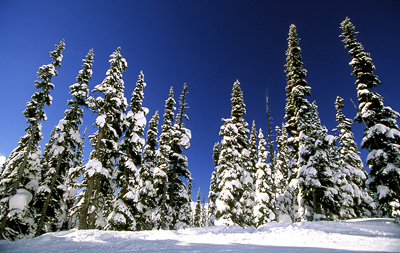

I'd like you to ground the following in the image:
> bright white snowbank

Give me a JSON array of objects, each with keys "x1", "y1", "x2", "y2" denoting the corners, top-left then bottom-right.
[{"x1": 0, "y1": 218, "x2": 399, "y2": 252}]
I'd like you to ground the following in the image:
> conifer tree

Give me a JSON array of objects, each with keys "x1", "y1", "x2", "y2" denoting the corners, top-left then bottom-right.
[
  {"x1": 282, "y1": 24, "x2": 313, "y2": 222},
  {"x1": 334, "y1": 96, "x2": 374, "y2": 218},
  {"x1": 284, "y1": 25, "x2": 311, "y2": 157},
  {"x1": 153, "y1": 87, "x2": 175, "y2": 229},
  {"x1": 297, "y1": 103, "x2": 340, "y2": 221},
  {"x1": 136, "y1": 111, "x2": 159, "y2": 230},
  {"x1": 274, "y1": 124, "x2": 296, "y2": 222},
  {"x1": 254, "y1": 128, "x2": 274, "y2": 226},
  {"x1": 34, "y1": 49, "x2": 93, "y2": 236},
  {"x1": 168, "y1": 83, "x2": 192, "y2": 229},
  {"x1": 77, "y1": 47, "x2": 128, "y2": 230},
  {"x1": 340, "y1": 18, "x2": 400, "y2": 219},
  {"x1": 215, "y1": 80, "x2": 250, "y2": 227},
  {"x1": 207, "y1": 143, "x2": 220, "y2": 226},
  {"x1": 240, "y1": 121, "x2": 257, "y2": 227},
  {"x1": 107, "y1": 71, "x2": 148, "y2": 231},
  {"x1": 193, "y1": 188, "x2": 202, "y2": 227},
  {"x1": 0, "y1": 40, "x2": 65, "y2": 240},
  {"x1": 200, "y1": 194, "x2": 207, "y2": 227},
  {"x1": 266, "y1": 90, "x2": 275, "y2": 178}
]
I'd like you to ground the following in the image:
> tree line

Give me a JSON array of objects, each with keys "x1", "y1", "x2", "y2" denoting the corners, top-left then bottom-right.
[
  {"x1": 0, "y1": 17, "x2": 399, "y2": 241},
  {"x1": 207, "y1": 18, "x2": 400, "y2": 226},
  {"x1": 0, "y1": 45, "x2": 192, "y2": 240}
]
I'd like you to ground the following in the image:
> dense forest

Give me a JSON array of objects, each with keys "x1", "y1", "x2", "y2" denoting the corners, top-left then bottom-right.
[{"x1": 0, "y1": 18, "x2": 399, "y2": 241}]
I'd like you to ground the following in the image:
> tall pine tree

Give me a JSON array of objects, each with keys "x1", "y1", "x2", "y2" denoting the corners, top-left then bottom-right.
[
  {"x1": 214, "y1": 80, "x2": 250, "y2": 227},
  {"x1": 136, "y1": 111, "x2": 159, "y2": 230},
  {"x1": 77, "y1": 47, "x2": 128, "y2": 230},
  {"x1": 168, "y1": 83, "x2": 192, "y2": 229},
  {"x1": 334, "y1": 96, "x2": 374, "y2": 218},
  {"x1": 34, "y1": 49, "x2": 93, "y2": 236},
  {"x1": 107, "y1": 71, "x2": 148, "y2": 231},
  {"x1": 254, "y1": 128, "x2": 275, "y2": 226},
  {"x1": 340, "y1": 18, "x2": 400, "y2": 219},
  {"x1": 0, "y1": 40, "x2": 65, "y2": 240},
  {"x1": 153, "y1": 87, "x2": 175, "y2": 229}
]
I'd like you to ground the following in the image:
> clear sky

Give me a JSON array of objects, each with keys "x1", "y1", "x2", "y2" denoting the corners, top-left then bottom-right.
[{"x1": 1, "y1": 0, "x2": 399, "y2": 200}]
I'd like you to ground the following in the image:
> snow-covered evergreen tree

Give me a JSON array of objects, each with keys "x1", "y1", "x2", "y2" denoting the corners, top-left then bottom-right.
[
  {"x1": 193, "y1": 188, "x2": 202, "y2": 227},
  {"x1": 0, "y1": 40, "x2": 65, "y2": 240},
  {"x1": 34, "y1": 49, "x2": 93, "y2": 236},
  {"x1": 168, "y1": 84, "x2": 192, "y2": 229},
  {"x1": 207, "y1": 143, "x2": 220, "y2": 226},
  {"x1": 107, "y1": 71, "x2": 148, "y2": 231},
  {"x1": 214, "y1": 80, "x2": 250, "y2": 227},
  {"x1": 274, "y1": 124, "x2": 296, "y2": 222},
  {"x1": 254, "y1": 128, "x2": 274, "y2": 226},
  {"x1": 340, "y1": 18, "x2": 400, "y2": 219},
  {"x1": 334, "y1": 96, "x2": 374, "y2": 219},
  {"x1": 297, "y1": 102, "x2": 340, "y2": 221},
  {"x1": 77, "y1": 47, "x2": 128, "y2": 230},
  {"x1": 284, "y1": 25, "x2": 311, "y2": 157},
  {"x1": 153, "y1": 87, "x2": 175, "y2": 229},
  {"x1": 240, "y1": 121, "x2": 257, "y2": 227},
  {"x1": 136, "y1": 111, "x2": 159, "y2": 230}
]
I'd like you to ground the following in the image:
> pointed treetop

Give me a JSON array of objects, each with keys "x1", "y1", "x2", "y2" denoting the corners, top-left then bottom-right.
[
  {"x1": 50, "y1": 39, "x2": 65, "y2": 68},
  {"x1": 231, "y1": 80, "x2": 246, "y2": 118}
]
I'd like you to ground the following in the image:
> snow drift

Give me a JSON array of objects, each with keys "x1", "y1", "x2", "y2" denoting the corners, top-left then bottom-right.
[{"x1": 0, "y1": 218, "x2": 399, "y2": 252}]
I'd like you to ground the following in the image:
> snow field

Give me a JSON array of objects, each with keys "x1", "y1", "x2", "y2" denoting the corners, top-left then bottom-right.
[{"x1": 0, "y1": 218, "x2": 398, "y2": 252}]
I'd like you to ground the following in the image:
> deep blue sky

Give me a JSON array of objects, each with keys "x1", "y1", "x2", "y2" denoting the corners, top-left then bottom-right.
[{"x1": 1, "y1": 0, "x2": 399, "y2": 200}]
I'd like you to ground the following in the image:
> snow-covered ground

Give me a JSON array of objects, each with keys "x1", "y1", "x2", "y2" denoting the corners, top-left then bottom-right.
[{"x1": 0, "y1": 218, "x2": 399, "y2": 252}]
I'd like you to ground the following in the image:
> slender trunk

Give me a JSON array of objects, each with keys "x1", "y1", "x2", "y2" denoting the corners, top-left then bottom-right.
[{"x1": 78, "y1": 176, "x2": 94, "y2": 230}]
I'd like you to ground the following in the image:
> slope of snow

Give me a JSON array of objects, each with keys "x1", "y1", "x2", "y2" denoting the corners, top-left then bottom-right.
[{"x1": 0, "y1": 218, "x2": 399, "y2": 252}]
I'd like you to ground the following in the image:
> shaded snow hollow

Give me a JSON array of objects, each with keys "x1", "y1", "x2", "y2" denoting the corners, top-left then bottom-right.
[{"x1": 0, "y1": 219, "x2": 399, "y2": 252}]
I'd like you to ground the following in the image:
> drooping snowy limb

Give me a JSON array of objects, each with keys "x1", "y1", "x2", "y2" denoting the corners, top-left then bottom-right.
[
  {"x1": 340, "y1": 18, "x2": 400, "y2": 218},
  {"x1": 0, "y1": 40, "x2": 65, "y2": 240},
  {"x1": 77, "y1": 47, "x2": 128, "y2": 230}
]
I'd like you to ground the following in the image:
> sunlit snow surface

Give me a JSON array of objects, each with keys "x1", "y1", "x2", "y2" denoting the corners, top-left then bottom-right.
[{"x1": 0, "y1": 219, "x2": 399, "y2": 252}]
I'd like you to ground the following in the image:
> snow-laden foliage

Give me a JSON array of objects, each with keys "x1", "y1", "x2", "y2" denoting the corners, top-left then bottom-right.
[
  {"x1": 340, "y1": 18, "x2": 400, "y2": 218},
  {"x1": 77, "y1": 47, "x2": 128, "y2": 230},
  {"x1": 0, "y1": 40, "x2": 65, "y2": 240}
]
